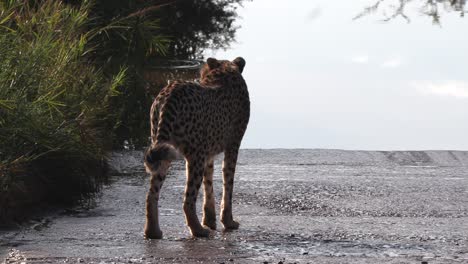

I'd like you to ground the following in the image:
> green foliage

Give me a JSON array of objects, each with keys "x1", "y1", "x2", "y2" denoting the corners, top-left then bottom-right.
[
  {"x1": 0, "y1": 0, "x2": 116, "y2": 161},
  {"x1": 86, "y1": 0, "x2": 245, "y2": 61},
  {"x1": 0, "y1": 0, "x2": 246, "y2": 221},
  {"x1": 80, "y1": 0, "x2": 173, "y2": 148},
  {"x1": 157, "y1": 0, "x2": 245, "y2": 59},
  {"x1": 0, "y1": 0, "x2": 124, "y2": 214},
  {"x1": 83, "y1": 0, "x2": 246, "y2": 147}
]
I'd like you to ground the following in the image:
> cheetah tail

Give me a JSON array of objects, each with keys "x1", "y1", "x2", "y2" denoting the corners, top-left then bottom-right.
[{"x1": 144, "y1": 143, "x2": 178, "y2": 172}]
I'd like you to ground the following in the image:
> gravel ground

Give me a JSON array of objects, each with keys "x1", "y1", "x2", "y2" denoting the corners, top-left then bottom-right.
[{"x1": 1, "y1": 150, "x2": 467, "y2": 263}]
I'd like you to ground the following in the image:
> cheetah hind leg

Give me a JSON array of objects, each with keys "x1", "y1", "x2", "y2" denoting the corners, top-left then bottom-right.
[
  {"x1": 202, "y1": 159, "x2": 216, "y2": 230},
  {"x1": 221, "y1": 149, "x2": 240, "y2": 230},
  {"x1": 144, "y1": 144, "x2": 176, "y2": 239},
  {"x1": 144, "y1": 159, "x2": 171, "y2": 239},
  {"x1": 184, "y1": 159, "x2": 211, "y2": 237}
]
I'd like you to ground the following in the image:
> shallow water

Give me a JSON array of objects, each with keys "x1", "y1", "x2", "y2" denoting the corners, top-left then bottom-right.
[{"x1": 1, "y1": 149, "x2": 468, "y2": 263}]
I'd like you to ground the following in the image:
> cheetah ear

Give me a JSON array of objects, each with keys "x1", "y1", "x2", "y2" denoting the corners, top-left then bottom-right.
[
  {"x1": 233, "y1": 57, "x2": 245, "y2": 73},
  {"x1": 207, "y1": 57, "x2": 220, "y2": 70}
]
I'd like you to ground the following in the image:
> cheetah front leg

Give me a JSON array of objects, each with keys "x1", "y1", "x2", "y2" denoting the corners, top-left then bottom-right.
[
  {"x1": 202, "y1": 158, "x2": 216, "y2": 230},
  {"x1": 221, "y1": 149, "x2": 240, "y2": 230},
  {"x1": 184, "y1": 158, "x2": 211, "y2": 237}
]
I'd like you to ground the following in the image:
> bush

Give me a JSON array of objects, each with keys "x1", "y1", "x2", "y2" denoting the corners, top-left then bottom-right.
[{"x1": 0, "y1": 0, "x2": 124, "y2": 222}]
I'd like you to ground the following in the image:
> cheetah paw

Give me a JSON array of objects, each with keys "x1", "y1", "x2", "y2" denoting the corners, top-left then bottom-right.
[
  {"x1": 222, "y1": 220, "x2": 240, "y2": 230},
  {"x1": 202, "y1": 219, "x2": 217, "y2": 230},
  {"x1": 145, "y1": 229, "x2": 163, "y2": 239},
  {"x1": 191, "y1": 227, "x2": 211, "y2": 238}
]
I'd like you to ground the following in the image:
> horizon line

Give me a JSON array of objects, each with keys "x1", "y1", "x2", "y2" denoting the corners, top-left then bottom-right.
[{"x1": 239, "y1": 148, "x2": 468, "y2": 152}]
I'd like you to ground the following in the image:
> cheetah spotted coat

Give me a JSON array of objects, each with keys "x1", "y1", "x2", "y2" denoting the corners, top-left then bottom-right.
[{"x1": 144, "y1": 57, "x2": 250, "y2": 238}]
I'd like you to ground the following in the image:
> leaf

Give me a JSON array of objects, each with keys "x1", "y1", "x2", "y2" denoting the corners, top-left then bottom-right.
[{"x1": 0, "y1": 100, "x2": 15, "y2": 110}]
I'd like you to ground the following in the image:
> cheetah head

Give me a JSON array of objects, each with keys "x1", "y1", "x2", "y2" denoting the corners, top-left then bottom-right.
[{"x1": 200, "y1": 57, "x2": 246, "y2": 81}]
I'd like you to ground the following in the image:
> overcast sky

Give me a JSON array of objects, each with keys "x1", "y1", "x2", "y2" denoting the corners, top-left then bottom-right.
[{"x1": 208, "y1": 0, "x2": 468, "y2": 150}]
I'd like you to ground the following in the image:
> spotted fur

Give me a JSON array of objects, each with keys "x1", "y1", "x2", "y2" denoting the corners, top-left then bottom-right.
[{"x1": 144, "y1": 57, "x2": 250, "y2": 238}]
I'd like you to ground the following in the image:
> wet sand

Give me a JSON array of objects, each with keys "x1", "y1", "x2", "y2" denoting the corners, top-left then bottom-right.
[{"x1": 1, "y1": 150, "x2": 468, "y2": 263}]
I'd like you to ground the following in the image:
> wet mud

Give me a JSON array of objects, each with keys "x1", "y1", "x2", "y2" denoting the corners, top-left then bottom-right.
[{"x1": 1, "y1": 150, "x2": 468, "y2": 263}]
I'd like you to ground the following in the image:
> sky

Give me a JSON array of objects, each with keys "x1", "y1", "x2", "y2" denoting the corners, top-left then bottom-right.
[{"x1": 207, "y1": 0, "x2": 468, "y2": 150}]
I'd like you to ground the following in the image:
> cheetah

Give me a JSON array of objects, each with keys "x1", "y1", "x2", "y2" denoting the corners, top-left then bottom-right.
[{"x1": 143, "y1": 57, "x2": 250, "y2": 238}]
